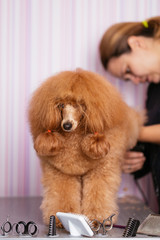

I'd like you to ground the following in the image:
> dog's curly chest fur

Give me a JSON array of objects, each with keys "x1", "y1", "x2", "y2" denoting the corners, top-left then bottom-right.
[{"x1": 46, "y1": 133, "x2": 99, "y2": 176}]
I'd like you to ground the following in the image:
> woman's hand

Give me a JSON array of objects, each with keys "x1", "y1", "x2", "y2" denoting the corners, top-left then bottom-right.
[{"x1": 122, "y1": 151, "x2": 146, "y2": 173}]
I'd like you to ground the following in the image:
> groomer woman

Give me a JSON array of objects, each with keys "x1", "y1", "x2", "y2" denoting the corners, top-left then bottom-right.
[{"x1": 99, "y1": 16, "x2": 160, "y2": 212}]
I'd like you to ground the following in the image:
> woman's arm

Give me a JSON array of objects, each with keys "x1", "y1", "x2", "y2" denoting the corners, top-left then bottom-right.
[{"x1": 138, "y1": 124, "x2": 160, "y2": 144}]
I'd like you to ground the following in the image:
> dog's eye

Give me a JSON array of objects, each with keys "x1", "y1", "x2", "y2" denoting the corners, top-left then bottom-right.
[
  {"x1": 81, "y1": 103, "x2": 86, "y2": 111},
  {"x1": 58, "y1": 103, "x2": 64, "y2": 109}
]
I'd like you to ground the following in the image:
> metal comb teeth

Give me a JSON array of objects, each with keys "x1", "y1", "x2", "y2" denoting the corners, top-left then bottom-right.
[
  {"x1": 47, "y1": 215, "x2": 56, "y2": 237},
  {"x1": 122, "y1": 217, "x2": 140, "y2": 237}
]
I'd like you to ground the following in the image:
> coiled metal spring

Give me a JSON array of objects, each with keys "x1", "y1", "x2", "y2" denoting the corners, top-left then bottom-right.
[{"x1": 122, "y1": 217, "x2": 140, "y2": 237}]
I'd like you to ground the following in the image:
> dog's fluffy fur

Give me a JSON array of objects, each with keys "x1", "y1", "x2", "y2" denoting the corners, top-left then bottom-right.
[{"x1": 28, "y1": 69, "x2": 144, "y2": 226}]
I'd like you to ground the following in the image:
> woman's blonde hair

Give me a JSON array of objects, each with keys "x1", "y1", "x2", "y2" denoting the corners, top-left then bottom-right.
[{"x1": 99, "y1": 16, "x2": 160, "y2": 69}]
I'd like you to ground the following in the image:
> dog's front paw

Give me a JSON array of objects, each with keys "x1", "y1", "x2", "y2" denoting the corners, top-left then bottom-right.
[
  {"x1": 34, "y1": 131, "x2": 64, "y2": 156},
  {"x1": 81, "y1": 133, "x2": 110, "y2": 159}
]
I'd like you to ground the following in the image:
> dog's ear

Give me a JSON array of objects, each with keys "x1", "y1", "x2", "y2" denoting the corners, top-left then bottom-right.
[
  {"x1": 41, "y1": 101, "x2": 61, "y2": 130},
  {"x1": 83, "y1": 106, "x2": 107, "y2": 133},
  {"x1": 28, "y1": 87, "x2": 61, "y2": 140},
  {"x1": 34, "y1": 131, "x2": 64, "y2": 156},
  {"x1": 81, "y1": 133, "x2": 110, "y2": 159}
]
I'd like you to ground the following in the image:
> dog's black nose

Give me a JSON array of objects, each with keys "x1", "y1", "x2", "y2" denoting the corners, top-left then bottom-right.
[{"x1": 63, "y1": 122, "x2": 72, "y2": 131}]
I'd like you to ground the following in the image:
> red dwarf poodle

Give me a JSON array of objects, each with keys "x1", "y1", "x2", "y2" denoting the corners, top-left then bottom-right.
[{"x1": 28, "y1": 69, "x2": 144, "y2": 226}]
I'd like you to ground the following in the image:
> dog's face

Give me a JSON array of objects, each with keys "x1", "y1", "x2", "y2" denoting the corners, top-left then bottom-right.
[{"x1": 57, "y1": 101, "x2": 86, "y2": 132}]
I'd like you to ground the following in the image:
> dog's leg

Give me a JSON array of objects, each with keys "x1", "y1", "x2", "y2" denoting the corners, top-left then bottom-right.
[
  {"x1": 81, "y1": 166, "x2": 121, "y2": 224},
  {"x1": 40, "y1": 165, "x2": 81, "y2": 227},
  {"x1": 81, "y1": 127, "x2": 128, "y2": 223}
]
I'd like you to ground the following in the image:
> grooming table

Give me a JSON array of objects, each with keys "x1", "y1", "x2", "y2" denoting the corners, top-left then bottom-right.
[{"x1": 0, "y1": 196, "x2": 158, "y2": 239}]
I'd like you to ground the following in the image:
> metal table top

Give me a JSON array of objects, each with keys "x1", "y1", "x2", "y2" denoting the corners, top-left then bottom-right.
[{"x1": 0, "y1": 196, "x2": 157, "y2": 239}]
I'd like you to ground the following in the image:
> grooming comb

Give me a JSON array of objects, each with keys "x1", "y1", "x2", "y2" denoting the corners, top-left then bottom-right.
[
  {"x1": 56, "y1": 212, "x2": 94, "y2": 237},
  {"x1": 47, "y1": 215, "x2": 58, "y2": 237},
  {"x1": 122, "y1": 217, "x2": 140, "y2": 237}
]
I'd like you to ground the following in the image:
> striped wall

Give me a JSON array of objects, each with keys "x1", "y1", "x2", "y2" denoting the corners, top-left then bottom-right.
[{"x1": 0, "y1": 0, "x2": 159, "y2": 211}]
